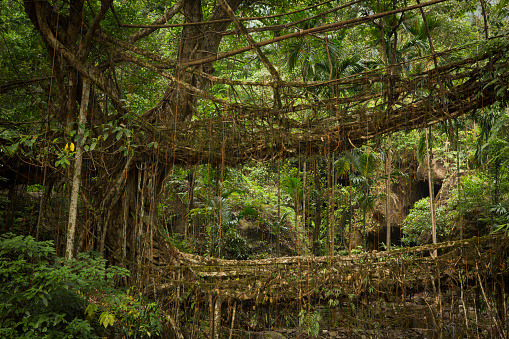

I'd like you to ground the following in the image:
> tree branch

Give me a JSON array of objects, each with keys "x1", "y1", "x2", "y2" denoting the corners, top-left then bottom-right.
[
  {"x1": 33, "y1": 1, "x2": 126, "y2": 114},
  {"x1": 182, "y1": 0, "x2": 449, "y2": 67},
  {"x1": 78, "y1": 0, "x2": 113, "y2": 59},
  {"x1": 126, "y1": 0, "x2": 184, "y2": 44}
]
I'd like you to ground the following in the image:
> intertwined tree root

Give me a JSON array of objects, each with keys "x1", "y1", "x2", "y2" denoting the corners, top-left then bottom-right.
[
  {"x1": 150, "y1": 234, "x2": 508, "y2": 337},
  {"x1": 155, "y1": 234, "x2": 508, "y2": 304}
]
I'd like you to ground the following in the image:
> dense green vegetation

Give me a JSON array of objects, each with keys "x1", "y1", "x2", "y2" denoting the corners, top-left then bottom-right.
[
  {"x1": 0, "y1": 234, "x2": 162, "y2": 338},
  {"x1": 1, "y1": 0, "x2": 509, "y2": 337}
]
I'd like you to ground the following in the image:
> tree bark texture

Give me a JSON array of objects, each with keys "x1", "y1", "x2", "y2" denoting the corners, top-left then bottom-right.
[{"x1": 66, "y1": 78, "x2": 91, "y2": 260}]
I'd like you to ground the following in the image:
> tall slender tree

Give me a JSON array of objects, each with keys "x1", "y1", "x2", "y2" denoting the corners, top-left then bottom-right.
[
  {"x1": 425, "y1": 127, "x2": 437, "y2": 257},
  {"x1": 66, "y1": 78, "x2": 90, "y2": 260}
]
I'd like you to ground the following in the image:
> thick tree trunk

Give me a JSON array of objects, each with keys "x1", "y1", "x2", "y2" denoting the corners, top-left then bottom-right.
[
  {"x1": 145, "y1": 0, "x2": 244, "y2": 123},
  {"x1": 23, "y1": 0, "x2": 244, "y2": 265}
]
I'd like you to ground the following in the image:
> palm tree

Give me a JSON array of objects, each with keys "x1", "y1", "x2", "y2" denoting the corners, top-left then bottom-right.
[
  {"x1": 351, "y1": 149, "x2": 381, "y2": 249},
  {"x1": 334, "y1": 148, "x2": 381, "y2": 250}
]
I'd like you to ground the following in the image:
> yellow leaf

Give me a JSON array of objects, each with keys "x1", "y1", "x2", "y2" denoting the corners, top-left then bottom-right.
[
  {"x1": 70, "y1": 142, "x2": 75, "y2": 152},
  {"x1": 64, "y1": 143, "x2": 68, "y2": 152}
]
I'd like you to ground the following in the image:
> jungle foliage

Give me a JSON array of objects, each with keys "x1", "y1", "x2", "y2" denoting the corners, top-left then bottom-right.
[{"x1": 1, "y1": 0, "x2": 509, "y2": 337}]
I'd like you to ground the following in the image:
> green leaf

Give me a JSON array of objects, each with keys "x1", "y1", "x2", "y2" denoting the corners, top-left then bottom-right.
[
  {"x1": 7, "y1": 143, "x2": 19, "y2": 154},
  {"x1": 85, "y1": 303, "x2": 98, "y2": 319},
  {"x1": 99, "y1": 311, "x2": 115, "y2": 328},
  {"x1": 496, "y1": 0, "x2": 509, "y2": 12}
]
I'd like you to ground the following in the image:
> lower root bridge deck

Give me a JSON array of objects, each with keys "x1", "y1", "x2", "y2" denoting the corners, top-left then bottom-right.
[
  {"x1": 152, "y1": 234, "x2": 509, "y2": 337},
  {"x1": 158, "y1": 234, "x2": 508, "y2": 302}
]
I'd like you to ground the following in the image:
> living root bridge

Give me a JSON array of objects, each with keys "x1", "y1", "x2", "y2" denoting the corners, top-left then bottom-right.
[
  {"x1": 137, "y1": 36, "x2": 509, "y2": 166},
  {"x1": 156, "y1": 234, "x2": 509, "y2": 304}
]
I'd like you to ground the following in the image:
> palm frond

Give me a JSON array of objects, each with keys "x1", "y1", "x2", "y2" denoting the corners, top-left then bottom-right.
[{"x1": 334, "y1": 155, "x2": 351, "y2": 177}]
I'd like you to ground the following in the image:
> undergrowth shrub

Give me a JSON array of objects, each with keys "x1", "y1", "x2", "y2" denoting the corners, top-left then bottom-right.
[
  {"x1": 0, "y1": 233, "x2": 163, "y2": 338},
  {"x1": 401, "y1": 197, "x2": 456, "y2": 245},
  {"x1": 299, "y1": 308, "x2": 321, "y2": 338}
]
